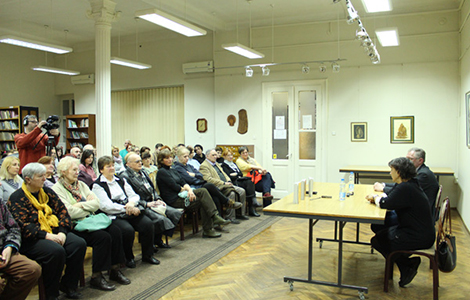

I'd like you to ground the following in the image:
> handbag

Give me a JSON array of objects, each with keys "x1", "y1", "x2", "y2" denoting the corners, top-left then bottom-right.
[
  {"x1": 178, "y1": 191, "x2": 190, "y2": 207},
  {"x1": 246, "y1": 170, "x2": 263, "y2": 184},
  {"x1": 74, "y1": 213, "x2": 112, "y2": 232},
  {"x1": 437, "y1": 200, "x2": 457, "y2": 272}
]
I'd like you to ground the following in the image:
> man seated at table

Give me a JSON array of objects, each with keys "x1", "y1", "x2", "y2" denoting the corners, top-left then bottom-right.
[
  {"x1": 199, "y1": 149, "x2": 247, "y2": 223},
  {"x1": 372, "y1": 147, "x2": 439, "y2": 232}
]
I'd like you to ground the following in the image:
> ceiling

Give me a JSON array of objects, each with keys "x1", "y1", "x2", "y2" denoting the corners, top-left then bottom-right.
[{"x1": 0, "y1": 0, "x2": 463, "y2": 47}]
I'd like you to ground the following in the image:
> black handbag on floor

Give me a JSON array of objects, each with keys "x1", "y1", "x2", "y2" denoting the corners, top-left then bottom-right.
[{"x1": 437, "y1": 200, "x2": 457, "y2": 272}]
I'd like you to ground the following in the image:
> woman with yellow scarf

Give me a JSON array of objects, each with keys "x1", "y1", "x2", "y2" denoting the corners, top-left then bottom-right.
[{"x1": 7, "y1": 163, "x2": 87, "y2": 300}]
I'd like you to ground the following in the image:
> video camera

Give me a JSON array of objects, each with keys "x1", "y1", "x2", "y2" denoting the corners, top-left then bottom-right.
[{"x1": 42, "y1": 115, "x2": 60, "y2": 131}]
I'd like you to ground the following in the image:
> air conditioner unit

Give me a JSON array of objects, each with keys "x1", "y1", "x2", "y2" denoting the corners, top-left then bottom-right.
[
  {"x1": 182, "y1": 61, "x2": 214, "y2": 74},
  {"x1": 71, "y1": 74, "x2": 95, "y2": 85}
]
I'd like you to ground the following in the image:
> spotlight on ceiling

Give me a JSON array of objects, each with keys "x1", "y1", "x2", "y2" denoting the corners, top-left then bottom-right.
[
  {"x1": 245, "y1": 67, "x2": 253, "y2": 77},
  {"x1": 345, "y1": 0, "x2": 359, "y2": 24},
  {"x1": 319, "y1": 64, "x2": 327, "y2": 73},
  {"x1": 332, "y1": 62, "x2": 340, "y2": 73},
  {"x1": 355, "y1": 28, "x2": 368, "y2": 40},
  {"x1": 262, "y1": 66, "x2": 270, "y2": 76},
  {"x1": 301, "y1": 64, "x2": 310, "y2": 74}
]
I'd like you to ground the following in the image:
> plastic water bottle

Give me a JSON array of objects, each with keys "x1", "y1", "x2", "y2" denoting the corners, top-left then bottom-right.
[
  {"x1": 348, "y1": 172, "x2": 355, "y2": 193},
  {"x1": 339, "y1": 178, "x2": 346, "y2": 201}
]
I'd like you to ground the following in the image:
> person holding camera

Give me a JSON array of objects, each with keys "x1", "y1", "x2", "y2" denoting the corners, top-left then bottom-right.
[{"x1": 14, "y1": 115, "x2": 60, "y2": 174}]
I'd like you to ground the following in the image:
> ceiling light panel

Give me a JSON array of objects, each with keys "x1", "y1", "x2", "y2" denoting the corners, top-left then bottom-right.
[
  {"x1": 0, "y1": 35, "x2": 73, "y2": 54},
  {"x1": 110, "y1": 57, "x2": 152, "y2": 69},
  {"x1": 136, "y1": 8, "x2": 206, "y2": 37},
  {"x1": 31, "y1": 66, "x2": 80, "y2": 75},
  {"x1": 376, "y1": 28, "x2": 400, "y2": 47},
  {"x1": 360, "y1": 0, "x2": 392, "y2": 13},
  {"x1": 222, "y1": 43, "x2": 265, "y2": 59}
]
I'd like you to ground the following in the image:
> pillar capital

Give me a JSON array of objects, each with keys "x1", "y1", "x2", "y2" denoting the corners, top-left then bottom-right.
[{"x1": 87, "y1": 0, "x2": 120, "y2": 25}]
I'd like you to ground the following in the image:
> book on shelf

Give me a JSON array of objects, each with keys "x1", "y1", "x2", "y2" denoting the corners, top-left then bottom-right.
[
  {"x1": 79, "y1": 132, "x2": 89, "y2": 138},
  {"x1": 79, "y1": 118, "x2": 89, "y2": 127},
  {"x1": 0, "y1": 120, "x2": 18, "y2": 130},
  {"x1": 0, "y1": 142, "x2": 16, "y2": 151},
  {"x1": 0, "y1": 110, "x2": 18, "y2": 119},
  {"x1": 0, "y1": 132, "x2": 15, "y2": 140},
  {"x1": 70, "y1": 142, "x2": 84, "y2": 148},
  {"x1": 71, "y1": 131, "x2": 81, "y2": 139},
  {"x1": 68, "y1": 120, "x2": 78, "y2": 128}
]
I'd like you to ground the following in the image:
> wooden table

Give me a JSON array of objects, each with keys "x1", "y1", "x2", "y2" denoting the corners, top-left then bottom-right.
[
  {"x1": 263, "y1": 182, "x2": 385, "y2": 299},
  {"x1": 340, "y1": 165, "x2": 454, "y2": 184}
]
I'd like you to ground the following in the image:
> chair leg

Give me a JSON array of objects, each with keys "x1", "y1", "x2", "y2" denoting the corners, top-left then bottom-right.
[
  {"x1": 384, "y1": 256, "x2": 394, "y2": 292},
  {"x1": 431, "y1": 259, "x2": 439, "y2": 300},
  {"x1": 192, "y1": 211, "x2": 197, "y2": 234},
  {"x1": 179, "y1": 214, "x2": 185, "y2": 241},
  {"x1": 80, "y1": 264, "x2": 85, "y2": 287},
  {"x1": 165, "y1": 235, "x2": 169, "y2": 245}
]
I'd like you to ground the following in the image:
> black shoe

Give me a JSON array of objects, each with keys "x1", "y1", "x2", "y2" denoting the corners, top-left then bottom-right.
[
  {"x1": 399, "y1": 257, "x2": 421, "y2": 287},
  {"x1": 109, "y1": 269, "x2": 131, "y2": 285},
  {"x1": 202, "y1": 229, "x2": 222, "y2": 238},
  {"x1": 125, "y1": 258, "x2": 136, "y2": 269},
  {"x1": 214, "y1": 225, "x2": 230, "y2": 233},
  {"x1": 155, "y1": 240, "x2": 171, "y2": 249},
  {"x1": 153, "y1": 246, "x2": 159, "y2": 253},
  {"x1": 249, "y1": 207, "x2": 260, "y2": 217},
  {"x1": 236, "y1": 215, "x2": 250, "y2": 220},
  {"x1": 230, "y1": 219, "x2": 241, "y2": 224},
  {"x1": 252, "y1": 201, "x2": 262, "y2": 208},
  {"x1": 142, "y1": 256, "x2": 160, "y2": 265},
  {"x1": 90, "y1": 274, "x2": 116, "y2": 291},
  {"x1": 59, "y1": 284, "x2": 82, "y2": 299}
]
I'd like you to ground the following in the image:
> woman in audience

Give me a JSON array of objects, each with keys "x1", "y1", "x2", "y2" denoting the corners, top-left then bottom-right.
[
  {"x1": 78, "y1": 149, "x2": 96, "y2": 187},
  {"x1": 7, "y1": 163, "x2": 87, "y2": 300},
  {"x1": 52, "y1": 157, "x2": 130, "y2": 291},
  {"x1": 193, "y1": 144, "x2": 205, "y2": 164},
  {"x1": 38, "y1": 156, "x2": 58, "y2": 189},
  {"x1": 112, "y1": 146, "x2": 125, "y2": 173},
  {"x1": 173, "y1": 147, "x2": 237, "y2": 219},
  {"x1": 0, "y1": 156, "x2": 23, "y2": 204},
  {"x1": 92, "y1": 156, "x2": 159, "y2": 267},
  {"x1": 366, "y1": 157, "x2": 435, "y2": 288},
  {"x1": 156, "y1": 149, "x2": 230, "y2": 238},
  {"x1": 221, "y1": 149, "x2": 261, "y2": 216},
  {"x1": 141, "y1": 152, "x2": 158, "y2": 175},
  {"x1": 186, "y1": 145, "x2": 200, "y2": 170},
  {"x1": 139, "y1": 146, "x2": 151, "y2": 157},
  {"x1": 236, "y1": 146, "x2": 276, "y2": 203}
]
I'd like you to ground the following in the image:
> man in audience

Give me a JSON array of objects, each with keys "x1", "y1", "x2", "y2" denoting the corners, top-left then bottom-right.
[
  {"x1": 0, "y1": 194, "x2": 41, "y2": 300},
  {"x1": 199, "y1": 149, "x2": 248, "y2": 223},
  {"x1": 119, "y1": 140, "x2": 132, "y2": 161},
  {"x1": 69, "y1": 146, "x2": 82, "y2": 159},
  {"x1": 373, "y1": 147, "x2": 440, "y2": 231},
  {"x1": 119, "y1": 153, "x2": 182, "y2": 249},
  {"x1": 152, "y1": 143, "x2": 163, "y2": 166},
  {"x1": 14, "y1": 115, "x2": 60, "y2": 173}
]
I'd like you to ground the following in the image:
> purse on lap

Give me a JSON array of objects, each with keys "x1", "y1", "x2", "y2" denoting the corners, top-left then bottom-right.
[{"x1": 74, "y1": 213, "x2": 112, "y2": 232}]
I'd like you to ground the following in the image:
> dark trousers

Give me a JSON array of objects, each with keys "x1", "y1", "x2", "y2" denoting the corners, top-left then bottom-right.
[
  {"x1": 21, "y1": 232, "x2": 87, "y2": 298},
  {"x1": 371, "y1": 226, "x2": 413, "y2": 274},
  {"x1": 73, "y1": 223, "x2": 125, "y2": 273},
  {"x1": 371, "y1": 210, "x2": 398, "y2": 233},
  {"x1": 170, "y1": 188, "x2": 217, "y2": 231},
  {"x1": 0, "y1": 254, "x2": 42, "y2": 300},
  {"x1": 255, "y1": 172, "x2": 275, "y2": 194},
  {"x1": 203, "y1": 182, "x2": 229, "y2": 215},
  {"x1": 113, "y1": 214, "x2": 155, "y2": 259}
]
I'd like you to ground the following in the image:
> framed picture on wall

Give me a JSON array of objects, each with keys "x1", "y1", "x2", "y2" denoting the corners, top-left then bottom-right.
[
  {"x1": 196, "y1": 118, "x2": 207, "y2": 133},
  {"x1": 466, "y1": 92, "x2": 470, "y2": 148},
  {"x1": 351, "y1": 122, "x2": 367, "y2": 142},
  {"x1": 390, "y1": 116, "x2": 414, "y2": 143}
]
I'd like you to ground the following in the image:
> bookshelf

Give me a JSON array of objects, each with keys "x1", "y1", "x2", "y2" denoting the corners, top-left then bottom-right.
[
  {"x1": 65, "y1": 114, "x2": 96, "y2": 152},
  {"x1": 0, "y1": 106, "x2": 38, "y2": 152}
]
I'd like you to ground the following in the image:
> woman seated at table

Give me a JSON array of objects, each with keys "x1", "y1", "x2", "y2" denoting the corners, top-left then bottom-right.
[
  {"x1": 156, "y1": 149, "x2": 230, "y2": 238},
  {"x1": 52, "y1": 157, "x2": 130, "y2": 291},
  {"x1": 221, "y1": 148, "x2": 261, "y2": 217},
  {"x1": 141, "y1": 152, "x2": 158, "y2": 175},
  {"x1": 7, "y1": 163, "x2": 87, "y2": 300},
  {"x1": 173, "y1": 147, "x2": 240, "y2": 220},
  {"x1": 38, "y1": 156, "x2": 58, "y2": 189},
  {"x1": 92, "y1": 156, "x2": 159, "y2": 267},
  {"x1": 366, "y1": 157, "x2": 435, "y2": 288},
  {"x1": 236, "y1": 146, "x2": 276, "y2": 203},
  {"x1": 78, "y1": 149, "x2": 97, "y2": 187},
  {"x1": 0, "y1": 156, "x2": 23, "y2": 204}
]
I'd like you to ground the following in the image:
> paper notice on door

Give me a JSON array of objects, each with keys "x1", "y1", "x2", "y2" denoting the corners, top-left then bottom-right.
[
  {"x1": 275, "y1": 116, "x2": 285, "y2": 129},
  {"x1": 274, "y1": 129, "x2": 287, "y2": 139},
  {"x1": 302, "y1": 115, "x2": 313, "y2": 129}
]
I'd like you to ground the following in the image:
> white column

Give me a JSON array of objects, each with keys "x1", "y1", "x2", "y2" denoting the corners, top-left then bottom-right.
[{"x1": 87, "y1": 0, "x2": 119, "y2": 158}]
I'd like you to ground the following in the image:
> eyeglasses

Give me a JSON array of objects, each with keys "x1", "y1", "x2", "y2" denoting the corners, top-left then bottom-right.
[{"x1": 29, "y1": 120, "x2": 38, "y2": 124}]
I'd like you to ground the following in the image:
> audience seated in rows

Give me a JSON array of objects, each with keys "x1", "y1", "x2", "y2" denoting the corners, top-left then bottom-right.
[
  {"x1": 119, "y1": 140, "x2": 132, "y2": 161},
  {"x1": 193, "y1": 144, "x2": 205, "y2": 165},
  {"x1": 69, "y1": 146, "x2": 81, "y2": 159},
  {"x1": 37, "y1": 156, "x2": 58, "y2": 189},
  {"x1": 112, "y1": 146, "x2": 125, "y2": 173},
  {"x1": 8, "y1": 163, "x2": 87, "y2": 300},
  {"x1": 78, "y1": 149, "x2": 96, "y2": 188},
  {"x1": 186, "y1": 145, "x2": 200, "y2": 170},
  {"x1": 141, "y1": 152, "x2": 158, "y2": 175},
  {"x1": 52, "y1": 157, "x2": 130, "y2": 292},
  {"x1": 0, "y1": 156, "x2": 23, "y2": 204},
  {"x1": 152, "y1": 143, "x2": 163, "y2": 166}
]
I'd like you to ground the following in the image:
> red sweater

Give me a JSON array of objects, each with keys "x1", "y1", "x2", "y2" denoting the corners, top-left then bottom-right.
[{"x1": 14, "y1": 127, "x2": 60, "y2": 173}]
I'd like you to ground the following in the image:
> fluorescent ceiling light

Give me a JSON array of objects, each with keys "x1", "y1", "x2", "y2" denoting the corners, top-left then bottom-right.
[
  {"x1": 0, "y1": 35, "x2": 72, "y2": 54},
  {"x1": 136, "y1": 8, "x2": 206, "y2": 37},
  {"x1": 110, "y1": 57, "x2": 152, "y2": 69},
  {"x1": 376, "y1": 28, "x2": 400, "y2": 47},
  {"x1": 222, "y1": 43, "x2": 265, "y2": 59},
  {"x1": 361, "y1": 0, "x2": 392, "y2": 13},
  {"x1": 31, "y1": 66, "x2": 80, "y2": 75}
]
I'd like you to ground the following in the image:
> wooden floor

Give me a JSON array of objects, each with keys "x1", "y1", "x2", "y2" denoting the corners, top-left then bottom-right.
[{"x1": 161, "y1": 209, "x2": 469, "y2": 300}]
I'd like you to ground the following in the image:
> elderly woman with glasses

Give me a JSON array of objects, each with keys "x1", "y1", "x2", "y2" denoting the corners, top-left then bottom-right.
[
  {"x1": 7, "y1": 163, "x2": 87, "y2": 300},
  {"x1": 0, "y1": 156, "x2": 23, "y2": 204},
  {"x1": 52, "y1": 157, "x2": 131, "y2": 292}
]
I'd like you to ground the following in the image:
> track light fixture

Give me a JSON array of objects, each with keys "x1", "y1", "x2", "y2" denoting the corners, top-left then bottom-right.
[
  {"x1": 301, "y1": 64, "x2": 310, "y2": 74},
  {"x1": 332, "y1": 62, "x2": 340, "y2": 73},
  {"x1": 319, "y1": 64, "x2": 327, "y2": 73},
  {"x1": 345, "y1": 0, "x2": 359, "y2": 24},
  {"x1": 262, "y1": 66, "x2": 270, "y2": 76},
  {"x1": 245, "y1": 67, "x2": 253, "y2": 77}
]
